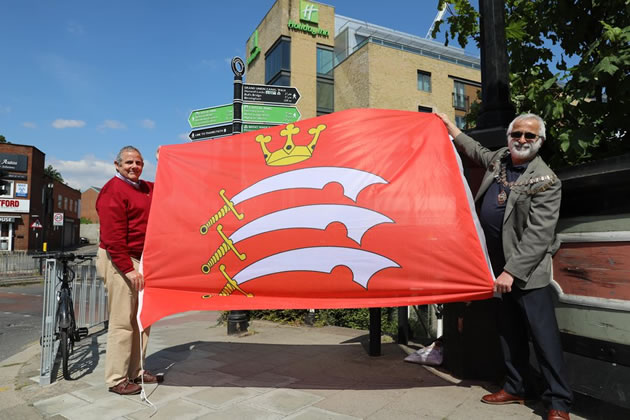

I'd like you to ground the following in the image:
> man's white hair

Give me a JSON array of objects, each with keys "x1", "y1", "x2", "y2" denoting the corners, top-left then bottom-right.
[
  {"x1": 115, "y1": 146, "x2": 143, "y2": 164},
  {"x1": 507, "y1": 113, "x2": 546, "y2": 140}
]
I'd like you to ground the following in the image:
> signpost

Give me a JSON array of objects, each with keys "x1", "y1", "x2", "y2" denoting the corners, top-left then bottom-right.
[
  {"x1": 188, "y1": 104, "x2": 233, "y2": 128},
  {"x1": 242, "y1": 123, "x2": 277, "y2": 132},
  {"x1": 242, "y1": 104, "x2": 301, "y2": 124},
  {"x1": 189, "y1": 124, "x2": 233, "y2": 141},
  {"x1": 242, "y1": 84, "x2": 300, "y2": 105}
]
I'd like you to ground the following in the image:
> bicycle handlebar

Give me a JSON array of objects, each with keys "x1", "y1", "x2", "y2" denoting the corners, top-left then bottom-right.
[{"x1": 32, "y1": 252, "x2": 97, "y2": 262}]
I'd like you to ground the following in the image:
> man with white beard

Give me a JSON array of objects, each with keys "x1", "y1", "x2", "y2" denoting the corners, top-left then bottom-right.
[{"x1": 437, "y1": 113, "x2": 573, "y2": 420}]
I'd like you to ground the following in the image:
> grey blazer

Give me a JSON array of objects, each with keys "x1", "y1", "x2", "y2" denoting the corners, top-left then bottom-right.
[{"x1": 453, "y1": 133, "x2": 561, "y2": 290}]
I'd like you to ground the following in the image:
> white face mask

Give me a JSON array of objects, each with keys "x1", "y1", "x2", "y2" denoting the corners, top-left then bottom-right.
[{"x1": 508, "y1": 137, "x2": 542, "y2": 161}]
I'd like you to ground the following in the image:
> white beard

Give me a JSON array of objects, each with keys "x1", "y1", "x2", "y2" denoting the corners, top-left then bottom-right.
[{"x1": 509, "y1": 137, "x2": 542, "y2": 161}]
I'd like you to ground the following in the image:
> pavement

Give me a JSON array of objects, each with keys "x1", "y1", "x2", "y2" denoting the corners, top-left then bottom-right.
[{"x1": 0, "y1": 311, "x2": 587, "y2": 420}]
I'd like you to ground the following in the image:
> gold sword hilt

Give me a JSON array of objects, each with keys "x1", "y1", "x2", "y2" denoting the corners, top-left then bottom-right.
[
  {"x1": 218, "y1": 264, "x2": 253, "y2": 297},
  {"x1": 199, "y1": 189, "x2": 244, "y2": 235},
  {"x1": 201, "y1": 225, "x2": 246, "y2": 274}
]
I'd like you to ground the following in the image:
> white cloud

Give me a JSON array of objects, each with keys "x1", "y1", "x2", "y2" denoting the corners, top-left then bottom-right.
[
  {"x1": 98, "y1": 120, "x2": 126, "y2": 130},
  {"x1": 23, "y1": 122, "x2": 37, "y2": 128},
  {"x1": 141, "y1": 119, "x2": 155, "y2": 129},
  {"x1": 0, "y1": 105, "x2": 12, "y2": 114},
  {"x1": 52, "y1": 119, "x2": 86, "y2": 129},
  {"x1": 47, "y1": 155, "x2": 156, "y2": 191}
]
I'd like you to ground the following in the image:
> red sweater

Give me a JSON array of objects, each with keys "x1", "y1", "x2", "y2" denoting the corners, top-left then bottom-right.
[{"x1": 96, "y1": 176, "x2": 153, "y2": 274}]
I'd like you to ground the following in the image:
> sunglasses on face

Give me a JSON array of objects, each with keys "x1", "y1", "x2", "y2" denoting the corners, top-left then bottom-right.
[{"x1": 509, "y1": 131, "x2": 539, "y2": 140}]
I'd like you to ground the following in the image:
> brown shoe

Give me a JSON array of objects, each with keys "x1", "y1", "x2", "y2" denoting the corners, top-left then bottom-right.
[
  {"x1": 133, "y1": 370, "x2": 164, "y2": 384},
  {"x1": 481, "y1": 389, "x2": 525, "y2": 405},
  {"x1": 548, "y1": 409, "x2": 570, "y2": 420},
  {"x1": 108, "y1": 379, "x2": 141, "y2": 395}
]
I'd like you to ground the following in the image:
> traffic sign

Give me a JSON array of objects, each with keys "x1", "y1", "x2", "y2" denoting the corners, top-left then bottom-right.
[
  {"x1": 243, "y1": 84, "x2": 301, "y2": 105},
  {"x1": 242, "y1": 104, "x2": 301, "y2": 124},
  {"x1": 188, "y1": 104, "x2": 233, "y2": 128},
  {"x1": 189, "y1": 124, "x2": 233, "y2": 141},
  {"x1": 242, "y1": 123, "x2": 278, "y2": 132},
  {"x1": 53, "y1": 212, "x2": 64, "y2": 226},
  {"x1": 31, "y1": 219, "x2": 43, "y2": 229}
]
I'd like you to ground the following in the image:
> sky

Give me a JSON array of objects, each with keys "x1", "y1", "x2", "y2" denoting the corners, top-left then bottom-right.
[{"x1": 0, "y1": 0, "x2": 479, "y2": 191}]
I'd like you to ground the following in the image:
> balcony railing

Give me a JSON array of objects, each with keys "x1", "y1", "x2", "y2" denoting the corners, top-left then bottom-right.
[{"x1": 453, "y1": 93, "x2": 469, "y2": 111}]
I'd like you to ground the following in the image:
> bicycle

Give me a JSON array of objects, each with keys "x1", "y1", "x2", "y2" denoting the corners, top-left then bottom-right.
[{"x1": 34, "y1": 252, "x2": 96, "y2": 380}]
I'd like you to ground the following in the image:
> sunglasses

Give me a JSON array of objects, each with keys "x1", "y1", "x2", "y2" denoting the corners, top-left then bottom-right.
[{"x1": 509, "y1": 131, "x2": 539, "y2": 140}]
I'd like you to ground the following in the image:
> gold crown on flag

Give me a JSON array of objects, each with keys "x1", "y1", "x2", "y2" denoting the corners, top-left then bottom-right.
[{"x1": 256, "y1": 123, "x2": 326, "y2": 166}]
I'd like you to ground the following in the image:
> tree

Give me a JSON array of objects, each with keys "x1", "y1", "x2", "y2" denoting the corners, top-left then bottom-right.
[
  {"x1": 0, "y1": 134, "x2": 6, "y2": 143},
  {"x1": 433, "y1": 0, "x2": 630, "y2": 168},
  {"x1": 44, "y1": 165, "x2": 64, "y2": 183}
]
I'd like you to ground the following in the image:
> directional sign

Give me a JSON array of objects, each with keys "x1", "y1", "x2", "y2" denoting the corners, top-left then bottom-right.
[
  {"x1": 188, "y1": 104, "x2": 233, "y2": 128},
  {"x1": 243, "y1": 84, "x2": 301, "y2": 105},
  {"x1": 242, "y1": 104, "x2": 301, "y2": 124},
  {"x1": 189, "y1": 124, "x2": 233, "y2": 141},
  {"x1": 242, "y1": 123, "x2": 278, "y2": 133}
]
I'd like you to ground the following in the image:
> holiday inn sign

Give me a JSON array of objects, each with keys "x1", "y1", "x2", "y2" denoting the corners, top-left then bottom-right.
[{"x1": 288, "y1": 0, "x2": 330, "y2": 38}]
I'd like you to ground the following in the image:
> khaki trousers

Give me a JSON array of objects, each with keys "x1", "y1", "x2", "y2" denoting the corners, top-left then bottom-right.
[{"x1": 96, "y1": 248, "x2": 150, "y2": 387}]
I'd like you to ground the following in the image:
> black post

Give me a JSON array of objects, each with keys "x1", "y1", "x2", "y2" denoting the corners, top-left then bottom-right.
[
  {"x1": 475, "y1": 0, "x2": 515, "y2": 130},
  {"x1": 227, "y1": 57, "x2": 248, "y2": 335},
  {"x1": 369, "y1": 307, "x2": 381, "y2": 356},
  {"x1": 232, "y1": 57, "x2": 244, "y2": 135},
  {"x1": 397, "y1": 306, "x2": 409, "y2": 345}
]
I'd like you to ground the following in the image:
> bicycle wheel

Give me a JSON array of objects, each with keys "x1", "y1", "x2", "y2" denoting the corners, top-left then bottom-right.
[{"x1": 59, "y1": 327, "x2": 74, "y2": 380}]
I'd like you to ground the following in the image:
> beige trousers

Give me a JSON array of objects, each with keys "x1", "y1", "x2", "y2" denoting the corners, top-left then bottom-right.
[{"x1": 96, "y1": 248, "x2": 150, "y2": 387}]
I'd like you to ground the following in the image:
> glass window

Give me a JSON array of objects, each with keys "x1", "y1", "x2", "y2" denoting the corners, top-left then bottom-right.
[
  {"x1": 453, "y1": 81, "x2": 467, "y2": 110},
  {"x1": 417, "y1": 71, "x2": 431, "y2": 92},
  {"x1": 317, "y1": 47, "x2": 334, "y2": 78},
  {"x1": 268, "y1": 73, "x2": 291, "y2": 87},
  {"x1": 265, "y1": 37, "x2": 291, "y2": 85},
  {"x1": 58, "y1": 194, "x2": 62, "y2": 209},
  {"x1": 418, "y1": 106, "x2": 433, "y2": 113},
  {"x1": 317, "y1": 80, "x2": 334, "y2": 114},
  {"x1": 64, "y1": 197, "x2": 68, "y2": 210},
  {"x1": 455, "y1": 115, "x2": 466, "y2": 129}
]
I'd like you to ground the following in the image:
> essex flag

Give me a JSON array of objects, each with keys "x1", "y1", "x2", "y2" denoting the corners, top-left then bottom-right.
[{"x1": 138, "y1": 108, "x2": 494, "y2": 330}]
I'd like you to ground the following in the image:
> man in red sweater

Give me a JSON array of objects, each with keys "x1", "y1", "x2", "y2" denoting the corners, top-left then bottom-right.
[{"x1": 96, "y1": 145, "x2": 162, "y2": 395}]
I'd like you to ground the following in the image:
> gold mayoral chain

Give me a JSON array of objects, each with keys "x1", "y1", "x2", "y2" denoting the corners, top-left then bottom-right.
[{"x1": 493, "y1": 162, "x2": 555, "y2": 205}]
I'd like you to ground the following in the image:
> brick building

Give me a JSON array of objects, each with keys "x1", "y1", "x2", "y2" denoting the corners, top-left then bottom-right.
[
  {"x1": 80, "y1": 187, "x2": 101, "y2": 223},
  {"x1": 0, "y1": 143, "x2": 80, "y2": 252},
  {"x1": 244, "y1": 0, "x2": 480, "y2": 127}
]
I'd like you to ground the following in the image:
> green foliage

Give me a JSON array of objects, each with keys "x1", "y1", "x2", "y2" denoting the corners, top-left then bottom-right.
[
  {"x1": 432, "y1": 0, "x2": 630, "y2": 168},
  {"x1": 239, "y1": 308, "x2": 399, "y2": 336},
  {"x1": 80, "y1": 217, "x2": 93, "y2": 224},
  {"x1": 0, "y1": 135, "x2": 6, "y2": 143},
  {"x1": 44, "y1": 165, "x2": 64, "y2": 183}
]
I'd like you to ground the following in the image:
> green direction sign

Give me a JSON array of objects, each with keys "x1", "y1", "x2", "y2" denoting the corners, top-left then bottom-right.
[
  {"x1": 242, "y1": 123, "x2": 277, "y2": 132},
  {"x1": 242, "y1": 104, "x2": 301, "y2": 124},
  {"x1": 188, "y1": 104, "x2": 233, "y2": 128}
]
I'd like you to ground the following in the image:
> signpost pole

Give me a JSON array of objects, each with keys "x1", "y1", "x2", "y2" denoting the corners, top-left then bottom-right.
[
  {"x1": 232, "y1": 57, "x2": 244, "y2": 136},
  {"x1": 227, "y1": 57, "x2": 248, "y2": 335}
]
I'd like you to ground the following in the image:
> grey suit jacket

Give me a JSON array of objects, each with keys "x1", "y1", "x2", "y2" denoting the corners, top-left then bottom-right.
[{"x1": 453, "y1": 133, "x2": 561, "y2": 290}]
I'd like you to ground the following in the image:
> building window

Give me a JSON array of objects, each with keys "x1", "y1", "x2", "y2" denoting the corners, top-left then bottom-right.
[
  {"x1": 417, "y1": 71, "x2": 431, "y2": 92},
  {"x1": 316, "y1": 45, "x2": 334, "y2": 115},
  {"x1": 58, "y1": 194, "x2": 62, "y2": 209},
  {"x1": 455, "y1": 115, "x2": 466, "y2": 129},
  {"x1": 317, "y1": 47, "x2": 334, "y2": 77},
  {"x1": 64, "y1": 197, "x2": 68, "y2": 210},
  {"x1": 418, "y1": 106, "x2": 433, "y2": 113},
  {"x1": 453, "y1": 81, "x2": 468, "y2": 111},
  {"x1": 265, "y1": 36, "x2": 291, "y2": 86}
]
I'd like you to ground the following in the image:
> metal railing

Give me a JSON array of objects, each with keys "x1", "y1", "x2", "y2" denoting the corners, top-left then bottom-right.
[
  {"x1": 39, "y1": 258, "x2": 108, "y2": 385},
  {"x1": 0, "y1": 251, "x2": 40, "y2": 277}
]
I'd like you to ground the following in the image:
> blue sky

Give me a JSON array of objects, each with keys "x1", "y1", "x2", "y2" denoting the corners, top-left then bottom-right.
[{"x1": 0, "y1": 0, "x2": 478, "y2": 191}]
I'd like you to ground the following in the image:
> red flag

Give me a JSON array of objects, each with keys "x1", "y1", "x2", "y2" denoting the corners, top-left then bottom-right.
[{"x1": 139, "y1": 109, "x2": 493, "y2": 329}]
